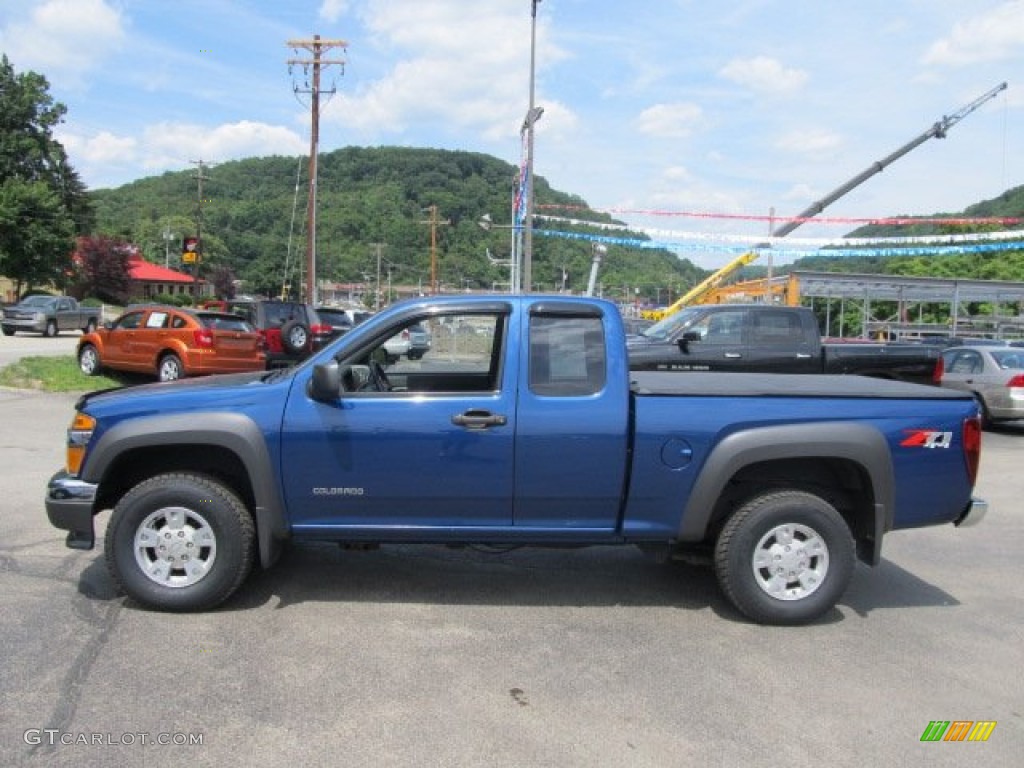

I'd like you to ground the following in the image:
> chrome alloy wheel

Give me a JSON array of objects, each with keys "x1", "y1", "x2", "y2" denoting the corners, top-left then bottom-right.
[
  {"x1": 133, "y1": 506, "x2": 217, "y2": 587},
  {"x1": 751, "y1": 523, "x2": 829, "y2": 601}
]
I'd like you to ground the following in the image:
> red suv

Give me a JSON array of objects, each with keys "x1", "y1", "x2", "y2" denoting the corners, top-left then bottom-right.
[{"x1": 207, "y1": 300, "x2": 331, "y2": 367}]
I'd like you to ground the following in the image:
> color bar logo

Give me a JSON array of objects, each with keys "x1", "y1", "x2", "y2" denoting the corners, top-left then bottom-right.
[{"x1": 920, "y1": 720, "x2": 996, "y2": 742}]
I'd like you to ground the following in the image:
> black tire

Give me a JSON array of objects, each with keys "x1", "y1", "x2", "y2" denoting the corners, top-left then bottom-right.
[
  {"x1": 974, "y1": 394, "x2": 994, "y2": 429},
  {"x1": 45, "y1": 319, "x2": 58, "y2": 337},
  {"x1": 157, "y1": 353, "x2": 185, "y2": 382},
  {"x1": 83, "y1": 319, "x2": 97, "y2": 334},
  {"x1": 2, "y1": 325, "x2": 15, "y2": 337},
  {"x1": 104, "y1": 473, "x2": 255, "y2": 611},
  {"x1": 78, "y1": 344, "x2": 101, "y2": 376},
  {"x1": 714, "y1": 490, "x2": 855, "y2": 625},
  {"x1": 280, "y1": 320, "x2": 309, "y2": 355}
]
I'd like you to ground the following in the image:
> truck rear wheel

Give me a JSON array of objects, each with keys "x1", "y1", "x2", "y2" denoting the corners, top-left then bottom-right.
[
  {"x1": 104, "y1": 473, "x2": 255, "y2": 611},
  {"x1": 714, "y1": 490, "x2": 854, "y2": 625}
]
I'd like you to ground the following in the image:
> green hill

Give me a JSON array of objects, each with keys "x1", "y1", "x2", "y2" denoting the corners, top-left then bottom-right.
[{"x1": 89, "y1": 146, "x2": 704, "y2": 301}]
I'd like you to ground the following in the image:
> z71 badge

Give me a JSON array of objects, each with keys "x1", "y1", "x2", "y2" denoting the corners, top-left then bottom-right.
[{"x1": 900, "y1": 430, "x2": 953, "y2": 449}]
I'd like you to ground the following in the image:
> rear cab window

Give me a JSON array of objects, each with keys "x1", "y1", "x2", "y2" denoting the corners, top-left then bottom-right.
[{"x1": 529, "y1": 313, "x2": 606, "y2": 397}]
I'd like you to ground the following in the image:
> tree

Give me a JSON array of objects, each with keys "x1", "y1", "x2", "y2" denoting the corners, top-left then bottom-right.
[
  {"x1": 0, "y1": 55, "x2": 93, "y2": 290},
  {"x1": 73, "y1": 235, "x2": 132, "y2": 303},
  {"x1": 0, "y1": 178, "x2": 75, "y2": 296}
]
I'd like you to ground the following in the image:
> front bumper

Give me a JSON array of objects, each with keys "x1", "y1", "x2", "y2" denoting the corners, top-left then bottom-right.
[
  {"x1": 45, "y1": 470, "x2": 98, "y2": 549},
  {"x1": 3, "y1": 317, "x2": 47, "y2": 332},
  {"x1": 955, "y1": 496, "x2": 988, "y2": 528}
]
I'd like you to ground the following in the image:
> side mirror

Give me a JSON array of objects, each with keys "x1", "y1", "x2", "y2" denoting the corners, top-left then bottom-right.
[
  {"x1": 677, "y1": 330, "x2": 700, "y2": 354},
  {"x1": 103, "y1": 321, "x2": 114, "y2": 330},
  {"x1": 309, "y1": 360, "x2": 341, "y2": 401}
]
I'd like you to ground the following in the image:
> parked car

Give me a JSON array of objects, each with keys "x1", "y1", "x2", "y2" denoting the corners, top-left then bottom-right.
[
  {"x1": 2, "y1": 295, "x2": 101, "y2": 337},
  {"x1": 210, "y1": 300, "x2": 330, "y2": 367},
  {"x1": 77, "y1": 305, "x2": 266, "y2": 382},
  {"x1": 313, "y1": 306, "x2": 361, "y2": 340},
  {"x1": 935, "y1": 345, "x2": 1024, "y2": 425},
  {"x1": 383, "y1": 322, "x2": 432, "y2": 362}
]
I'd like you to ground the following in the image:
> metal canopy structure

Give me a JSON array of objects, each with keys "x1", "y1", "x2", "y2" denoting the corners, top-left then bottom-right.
[
  {"x1": 790, "y1": 271, "x2": 1024, "y2": 304},
  {"x1": 787, "y1": 271, "x2": 1024, "y2": 339}
]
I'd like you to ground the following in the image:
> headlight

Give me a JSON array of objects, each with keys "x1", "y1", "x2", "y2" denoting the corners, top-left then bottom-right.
[{"x1": 67, "y1": 412, "x2": 95, "y2": 475}]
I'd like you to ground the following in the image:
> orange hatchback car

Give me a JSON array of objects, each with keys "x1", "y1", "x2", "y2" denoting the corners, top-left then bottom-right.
[{"x1": 77, "y1": 305, "x2": 266, "y2": 382}]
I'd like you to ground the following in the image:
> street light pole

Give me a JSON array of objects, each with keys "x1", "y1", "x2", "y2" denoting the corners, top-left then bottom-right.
[{"x1": 522, "y1": 0, "x2": 542, "y2": 293}]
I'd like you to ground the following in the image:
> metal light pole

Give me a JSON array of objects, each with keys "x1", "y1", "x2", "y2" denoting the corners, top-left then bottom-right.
[
  {"x1": 162, "y1": 227, "x2": 176, "y2": 268},
  {"x1": 521, "y1": 0, "x2": 542, "y2": 293}
]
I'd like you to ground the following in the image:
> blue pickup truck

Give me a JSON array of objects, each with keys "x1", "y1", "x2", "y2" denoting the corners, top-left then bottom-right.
[{"x1": 45, "y1": 295, "x2": 986, "y2": 624}]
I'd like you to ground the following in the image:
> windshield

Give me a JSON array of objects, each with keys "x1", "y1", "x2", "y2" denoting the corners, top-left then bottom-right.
[
  {"x1": 21, "y1": 295, "x2": 56, "y2": 308},
  {"x1": 639, "y1": 307, "x2": 705, "y2": 341}
]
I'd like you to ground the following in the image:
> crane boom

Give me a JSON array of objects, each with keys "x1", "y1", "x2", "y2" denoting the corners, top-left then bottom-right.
[{"x1": 772, "y1": 81, "x2": 1008, "y2": 238}]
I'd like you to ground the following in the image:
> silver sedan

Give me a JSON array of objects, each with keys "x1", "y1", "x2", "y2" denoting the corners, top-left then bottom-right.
[{"x1": 938, "y1": 346, "x2": 1024, "y2": 425}]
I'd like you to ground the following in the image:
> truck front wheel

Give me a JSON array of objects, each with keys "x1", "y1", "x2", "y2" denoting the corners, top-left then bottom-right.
[
  {"x1": 104, "y1": 473, "x2": 255, "y2": 611},
  {"x1": 714, "y1": 490, "x2": 854, "y2": 625}
]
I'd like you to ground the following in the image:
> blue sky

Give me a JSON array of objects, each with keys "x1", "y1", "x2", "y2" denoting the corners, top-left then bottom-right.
[{"x1": 2, "y1": 0, "x2": 1022, "y2": 267}]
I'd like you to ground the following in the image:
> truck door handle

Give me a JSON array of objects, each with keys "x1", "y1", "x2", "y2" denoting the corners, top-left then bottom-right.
[
  {"x1": 796, "y1": 353, "x2": 812, "y2": 359},
  {"x1": 723, "y1": 353, "x2": 742, "y2": 358},
  {"x1": 452, "y1": 409, "x2": 507, "y2": 429}
]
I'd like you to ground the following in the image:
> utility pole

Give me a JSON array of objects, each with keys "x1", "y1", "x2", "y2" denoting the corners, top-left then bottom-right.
[
  {"x1": 189, "y1": 159, "x2": 214, "y2": 299},
  {"x1": 521, "y1": 0, "x2": 543, "y2": 293},
  {"x1": 287, "y1": 34, "x2": 347, "y2": 305},
  {"x1": 419, "y1": 205, "x2": 450, "y2": 294},
  {"x1": 371, "y1": 242, "x2": 386, "y2": 310}
]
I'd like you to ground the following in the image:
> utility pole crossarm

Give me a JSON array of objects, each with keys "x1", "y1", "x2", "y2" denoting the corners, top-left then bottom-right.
[{"x1": 772, "y1": 81, "x2": 1009, "y2": 239}]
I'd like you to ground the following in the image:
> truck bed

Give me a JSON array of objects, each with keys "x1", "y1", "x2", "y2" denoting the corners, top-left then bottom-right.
[{"x1": 629, "y1": 371, "x2": 970, "y2": 400}]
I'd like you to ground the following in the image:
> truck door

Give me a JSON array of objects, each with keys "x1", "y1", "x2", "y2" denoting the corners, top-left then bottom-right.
[
  {"x1": 281, "y1": 304, "x2": 517, "y2": 530},
  {"x1": 56, "y1": 298, "x2": 73, "y2": 332},
  {"x1": 669, "y1": 308, "x2": 750, "y2": 372},
  {"x1": 741, "y1": 308, "x2": 820, "y2": 373},
  {"x1": 513, "y1": 303, "x2": 630, "y2": 531}
]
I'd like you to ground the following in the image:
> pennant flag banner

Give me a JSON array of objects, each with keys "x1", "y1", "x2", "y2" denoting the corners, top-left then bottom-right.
[
  {"x1": 536, "y1": 204, "x2": 1022, "y2": 227},
  {"x1": 534, "y1": 228, "x2": 1024, "y2": 259},
  {"x1": 534, "y1": 215, "x2": 1024, "y2": 248}
]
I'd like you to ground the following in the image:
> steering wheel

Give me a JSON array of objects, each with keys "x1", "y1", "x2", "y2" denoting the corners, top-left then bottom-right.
[{"x1": 369, "y1": 360, "x2": 392, "y2": 392}]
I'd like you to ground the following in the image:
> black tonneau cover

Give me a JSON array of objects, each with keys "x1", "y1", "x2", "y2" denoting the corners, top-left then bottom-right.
[{"x1": 629, "y1": 371, "x2": 970, "y2": 400}]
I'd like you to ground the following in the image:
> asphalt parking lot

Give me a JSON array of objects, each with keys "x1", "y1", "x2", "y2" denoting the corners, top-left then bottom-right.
[{"x1": 0, "y1": 372, "x2": 1021, "y2": 767}]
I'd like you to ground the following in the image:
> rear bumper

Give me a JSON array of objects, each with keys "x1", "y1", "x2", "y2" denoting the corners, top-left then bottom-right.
[
  {"x1": 955, "y1": 496, "x2": 988, "y2": 528},
  {"x1": 45, "y1": 470, "x2": 98, "y2": 549}
]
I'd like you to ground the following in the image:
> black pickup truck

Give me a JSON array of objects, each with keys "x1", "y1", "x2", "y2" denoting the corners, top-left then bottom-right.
[{"x1": 627, "y1": 304, "x2": 940, "y2": 383}]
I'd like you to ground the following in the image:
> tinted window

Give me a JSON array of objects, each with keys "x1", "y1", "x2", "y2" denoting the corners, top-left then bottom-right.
[
  {"x1": 198, "y1": 313, "x2": 253, "y2": 332},
  {"x1": 115, "y1": 311, "x2": 145, "y2": 330},
  {"x1": 751, "y1": 311, "x2": 805, "y2": 344},
  {"x1": 529, "y1": 316, "x2": 605, "y2": 396}
]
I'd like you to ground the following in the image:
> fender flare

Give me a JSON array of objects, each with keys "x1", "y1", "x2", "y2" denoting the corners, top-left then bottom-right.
[
  {"x1": 677, "y1": 421, "x2": 895, "y2": 564},
  {"x1": 82, "y1": 412, "x2": 288, "y2": 567}
]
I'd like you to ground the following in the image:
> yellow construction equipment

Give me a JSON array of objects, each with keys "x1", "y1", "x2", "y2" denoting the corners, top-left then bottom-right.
[{"x1": 640, "y1": 251, "x2": 759, "y2": 320}]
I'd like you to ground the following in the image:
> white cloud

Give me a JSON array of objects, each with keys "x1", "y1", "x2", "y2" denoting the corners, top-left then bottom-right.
[
  {"x1": 636, "y1": 103, "x2": 704, "y2": 138},
  {"x1": 319, "y1": 0, "x2": 351, "y2": 23},
  {"x1": 0, "y1": 0, "x2": 124, "y2": 85},
  {"x1": 922, "y1": 1, "x2": 1024, "y2": 65},
  {"x1": 61, "y1": 131, "x2": 138, "y2": 165},
  {"x1": 322, "y1": 0, "x2": 571, "y2": 143},
  {"x1": 775, "y1": 128, "x2": 843, "y2": 155},
  {"x1": 140, "y1": 121, "x2": 307, "y2": 169},
  {"x1": 718, "y1": 55, "x2": 809, "y2": 95}
]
